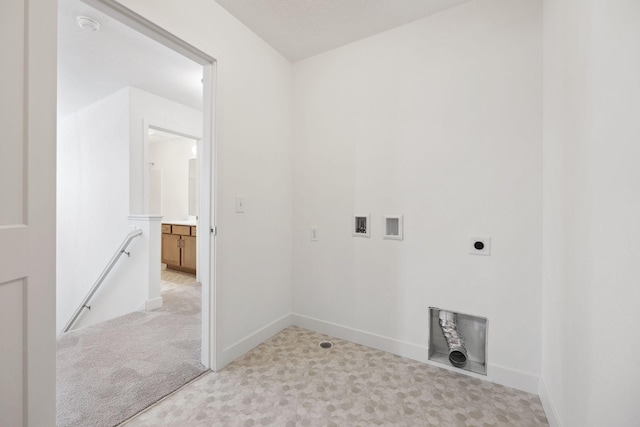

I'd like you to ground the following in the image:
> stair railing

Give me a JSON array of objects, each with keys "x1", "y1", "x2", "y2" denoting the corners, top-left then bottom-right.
[{"x1": 62, "y1": 228, "x2": 143, "y2": 333}]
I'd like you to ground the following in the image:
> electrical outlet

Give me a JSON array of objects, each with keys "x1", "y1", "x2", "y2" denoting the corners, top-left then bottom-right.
[
  {"x1": 469, "y1": 236, "x2": 491, "y2": 256},
  {"x1": 311, "y1": 226, "x2": 319, "y2": 241}
]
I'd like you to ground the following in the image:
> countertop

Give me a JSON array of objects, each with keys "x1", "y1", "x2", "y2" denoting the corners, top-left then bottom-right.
[{"x1": 162, "y1": 220, "x2": 197, "y2": 227}]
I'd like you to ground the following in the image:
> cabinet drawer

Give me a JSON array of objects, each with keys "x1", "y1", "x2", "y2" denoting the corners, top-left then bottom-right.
[
  {"x1": 161, "y1": 224, "x2": 172, "y2": 234},
  {"x1": 172, "y1": 225, "x2": 191, "y2": 236},
  {"x1": 191, "y1": 226, "x2": 197, "y2": 236}
]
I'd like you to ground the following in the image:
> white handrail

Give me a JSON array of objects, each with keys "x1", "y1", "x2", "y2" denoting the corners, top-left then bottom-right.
[{"x1": 62, "y1": 228, "x2": 143, "y2": 333}]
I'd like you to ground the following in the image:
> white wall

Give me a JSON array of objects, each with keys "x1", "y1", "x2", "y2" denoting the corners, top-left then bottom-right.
[
  {"x1": 57, "y1": 86, "x2": 201, "y2": 332},
  {"x1": 542, "y1": 0, "x2": 640, "y2": 425},
  {"x1": 292, "y1": 0, "x2": 542, "y2": 392},
  {"x1": 117, "y1": 0, "x2": 294, "y2": 363},
  {"x1": 128, "y1": 87, "x2": 202, "y2": 215},
  {"x1": 57, "y1": 88, "x2": 146, "y2": 331},
  {"x1": 148, "y1": 137, "x2": 197, "y2": 220}
]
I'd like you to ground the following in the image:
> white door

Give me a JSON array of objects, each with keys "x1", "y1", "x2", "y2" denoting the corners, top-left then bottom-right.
[{"x1": 0, "y1": 0, "x2": 57, "y2": 425}]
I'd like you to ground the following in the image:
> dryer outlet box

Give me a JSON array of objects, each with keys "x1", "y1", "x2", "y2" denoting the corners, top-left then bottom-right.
[{"x1": 469, "y1": 236, "x2": 491, "y2": 256}]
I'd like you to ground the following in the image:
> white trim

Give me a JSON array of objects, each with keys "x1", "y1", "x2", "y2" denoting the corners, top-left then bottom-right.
[
  {"x1": 82, "y1": 0, "x2": 214, "y2": 65},
  {"x1": 127, "y1": 214, "x2": 163, "y2": 221},
  {"x1": 148, "y1": 124, "x2": 201, "y2": 141},
  {"x1": 292, "y1": 313, "x2": 540, "y2": 394},
  {"x1": 539, "y1": 378, "x2": 562, "y2": 427},
  {"x1": 145, "y1": 296, "x2": 163, "y2": 311},
  {"x1": 201, "y1": 62, "x2": 217, "y2": 370},
  {"x1": 293, "y1": 313, "x2": 427, "y2": 362},
  {"x1": 487, "y1": 363, "x2": 540, "y2": 395},
  {"x1": 219, "y1": 314, "x2": 293, "y2": 368},
  {"x1": 211, "y1": 58, "x2": 224, "y2": 373}
]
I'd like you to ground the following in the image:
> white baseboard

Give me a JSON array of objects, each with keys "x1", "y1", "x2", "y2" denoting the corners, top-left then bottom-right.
[
  {"x1": 292, "y1": 313, "x2": 540, "y2": 395},
  {"x1": 487, "y1": 363, "x2": 541, "y2": 395},
  {"x1": 292, "y1": 313, "x2": 429, "y2": 363},
  {"x1": 145, "y1": 297, "x2": 163, "y2": 311},
  {"x1": 539, "y1": 378, "x2": 562, "y2": 427},
  {"x1": 219, "y1": 313, "x2": 292, "y2": 368}
]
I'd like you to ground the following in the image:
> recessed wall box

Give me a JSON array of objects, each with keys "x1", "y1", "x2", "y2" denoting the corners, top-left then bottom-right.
[
  {"x1": 352, "y1": 214, "x2": 370, "y2": 238},
  {"x1": 383, "y1": 215, "x2": 403, "y2": 240},
  {"x1": 428, "y1": 307, "x2": 488, "y2": 375}
]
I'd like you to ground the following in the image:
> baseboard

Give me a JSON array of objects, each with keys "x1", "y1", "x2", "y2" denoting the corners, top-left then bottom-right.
[
  {"x1": 292, "y1": 313, "x2": 540, "y2": 394},
  {"x1": 487, "y1": 363, "x2": 540, "y2": 395},
  {"x1": 539, "y1": 378, "x2": 562, "y2": 427},
  {"x1": 292, "y1": 313, "x2": 429, "y2": 363},
  {"x1": 219, "y1": 313, "x2": 292, "y2": 368},
  {"x1": 145, "y1": 297, "x2": 163, "y2": 311}
]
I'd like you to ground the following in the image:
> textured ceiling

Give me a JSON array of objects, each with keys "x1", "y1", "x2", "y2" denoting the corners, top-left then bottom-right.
[
  {"x1": 58, "y1": 0, "x2": 202, "y2": 117},
  {"x1": 58, "y1": 0, "x2": 470, "y2": 116},
  {"x1": 213, "y1": 0, "x2": 471, "y2": 62}
]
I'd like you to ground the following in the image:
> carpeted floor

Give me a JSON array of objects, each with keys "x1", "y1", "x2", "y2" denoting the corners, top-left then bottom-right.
[{"x1": 56, "y1": 272, "x2": 206, "y2": 427}]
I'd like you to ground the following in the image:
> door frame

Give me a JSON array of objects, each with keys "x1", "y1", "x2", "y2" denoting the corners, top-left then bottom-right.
[{"x1": 83, "y1": 0, "x2": 219, "y2": 370}]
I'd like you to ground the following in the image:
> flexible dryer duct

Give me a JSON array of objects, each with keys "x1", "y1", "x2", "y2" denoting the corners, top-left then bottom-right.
[{"x1": 439, "y1": 310, "x2": 468, "y2": 368}]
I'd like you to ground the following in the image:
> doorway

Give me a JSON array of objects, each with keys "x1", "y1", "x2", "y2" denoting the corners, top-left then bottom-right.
[
  {"x1": 56, "y1": 0, "x2": 217, "y2": 424},
  {"x1": 148, "y1": 127, "x2": 200, "y2": 279},
  {"x1": 57, "y1": 0, "x2": 216, "y2": 367}
]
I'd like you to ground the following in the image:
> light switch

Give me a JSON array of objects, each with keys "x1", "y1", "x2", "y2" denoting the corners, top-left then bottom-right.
[{"x1": 236, "y1": 196, "x2": 245, "y2": 213}]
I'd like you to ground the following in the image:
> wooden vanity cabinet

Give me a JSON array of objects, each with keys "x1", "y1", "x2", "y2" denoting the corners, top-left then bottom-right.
[
  {"x1": 161, "y1": 224, "x2": 196, "y2": 274},
  {"x1": 181, "y1": 236, "x2": 196, "y2": 270}
]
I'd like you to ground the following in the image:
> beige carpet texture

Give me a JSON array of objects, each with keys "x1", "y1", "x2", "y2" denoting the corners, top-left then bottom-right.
[{"x1": 56, "y1": 280, "x2": 206, "y2": 427}]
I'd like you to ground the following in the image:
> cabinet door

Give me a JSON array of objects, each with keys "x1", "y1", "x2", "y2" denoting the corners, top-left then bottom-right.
[
  {"x1": 162, "y1": 233, "x2": 181, "y2": 266},
  {"x1": 181, "y1": 235, "x2": 197, "y2": 271}
]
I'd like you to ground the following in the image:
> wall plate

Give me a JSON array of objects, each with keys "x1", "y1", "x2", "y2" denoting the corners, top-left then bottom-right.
[
  {"x1": 352, "y1": 214, "x2": 370, "y2": 238},
  {"x1": 236, "y1": 196, "x2": 245, "y2": 213},
  {"x1": 469, "y1": 236, "x2": 491, "y2": 256},
  {"x1": 383, "y1": 215, "x2": 403, "y2": 240}
]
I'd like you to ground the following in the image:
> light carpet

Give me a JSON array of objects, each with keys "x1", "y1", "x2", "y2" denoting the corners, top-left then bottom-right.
[{"x1": 56, "y1": 282, "x2": 206, "y2": 427}]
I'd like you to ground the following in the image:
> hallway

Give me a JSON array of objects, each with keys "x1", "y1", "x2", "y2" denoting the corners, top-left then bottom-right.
[{"x1": 56, "y1": 269, "x2": 205, "y2": 427}]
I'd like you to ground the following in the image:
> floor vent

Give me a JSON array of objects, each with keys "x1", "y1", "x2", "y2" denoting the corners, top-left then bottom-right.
[{"x1": 319, "y1": 341, "x2": 333, "y2": 349}]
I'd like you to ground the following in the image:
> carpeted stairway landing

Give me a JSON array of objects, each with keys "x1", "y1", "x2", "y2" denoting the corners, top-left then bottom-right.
[{"x1": 56, "y1": 282, "x2": 206, "y2": 427}]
